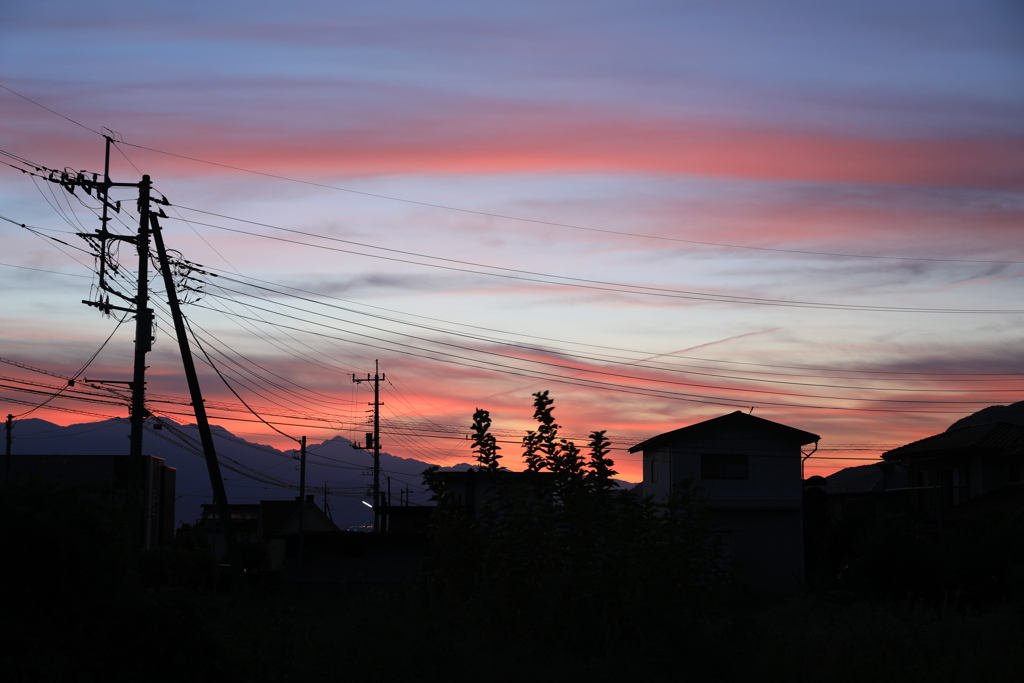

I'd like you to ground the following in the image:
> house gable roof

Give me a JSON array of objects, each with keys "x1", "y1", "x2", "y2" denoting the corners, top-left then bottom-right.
[
  {"x1": 628, "y1": 411, "x2": 819, "y2": 453},
  {"x1": 259, "y1": 498, "x2": 339, "y2": 537},
  {"x1": 883, "y1": 421, "x2": 1024, "y2": 462}
]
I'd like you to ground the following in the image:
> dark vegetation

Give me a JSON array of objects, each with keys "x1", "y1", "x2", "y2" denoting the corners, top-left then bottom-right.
[
  {"x1": 4, "y1": 393, "x2": 1024, "y2": 681},
  {"x1": 421, "y1": 393, "x2": 741, "y2": 643},
  {"x1": 809, "y1": 506, "x2": 1024, "y2": 605}
]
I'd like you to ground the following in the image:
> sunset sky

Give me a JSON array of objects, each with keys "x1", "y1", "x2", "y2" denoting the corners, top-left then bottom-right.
[{"x1": 2, "y1": 0, "x2": 1023, "y2": 484}]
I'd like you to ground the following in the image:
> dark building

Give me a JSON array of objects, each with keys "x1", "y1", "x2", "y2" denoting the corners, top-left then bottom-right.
[
  {"x1": 881, "y1": 420, "x2": 1024, "y2": 517},
  {"x1": 631, "y1": 411, "x2": 820, "y2": 594},
  {"x1": 5, "y1": 453, "x2": 176, "y2": 549}
]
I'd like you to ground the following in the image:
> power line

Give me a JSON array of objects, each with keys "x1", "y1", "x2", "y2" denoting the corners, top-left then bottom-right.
[
  {"x1": 0, "y1": 261, "x2": 92, "y2": 278},
  {"x1": 201, "y1": 279, "x2": 1023, "y2": 394},
  {"x1": 2, "y1": 85, "x2": 1020, "y2": 276},
  {"x1": 2, "y1": 208, "x2": 1015, "y2": 421},
  {"x1": 201, "y1": 266, "x2": 1023, "y2": 380},
  {"x1": 4, "y1": 184, "x2": 1019, "y2": 385},
  {"x1": 121, "y1": 142, "x2": 1019, "y2": 266},
  {"x1": 0, "y1": 377, "x2": 906, "y2": 467},
  {"x1": 190, "y1": 292, "x2": 1019, "y2": 408},
  {"x1": 168, "y1": 210, "x2": 1024, "y2": 315},
  {"x1": 0, "y1": 84, "x2": 101, "y2": 135}
]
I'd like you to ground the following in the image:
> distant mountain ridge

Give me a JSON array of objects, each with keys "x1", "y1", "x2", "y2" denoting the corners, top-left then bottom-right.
[
  {"x1": 4, "y1": 417, "x2": 468, "y2": 528},
  {"x1": 947, "y1": 401, "x2": 1024, "y2": 431}
]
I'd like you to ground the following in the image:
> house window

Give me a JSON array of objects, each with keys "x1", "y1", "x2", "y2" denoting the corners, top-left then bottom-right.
[{"x1": 701, "y1": 453, "x2": 748, "y2": 480}]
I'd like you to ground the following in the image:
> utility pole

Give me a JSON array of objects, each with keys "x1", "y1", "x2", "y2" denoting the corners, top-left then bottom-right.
[
  {"x1": 323, "y1": 481, "x2": 332, "y2": 521},
  {"x1": 80, "y1": 137, "x2": 153, "y2": 462},
  {"x1": 298, "y1": 435, "x2": 307, "y2": 563},
  {"x1": 72, "y1": 136, "x2": 154, "y2": 551},
  {"x1": 150, "y1": 211, "x2": 246, "y2": 590},
  {"x1": 352, "y1": 360, "x2": 384, "y2": 532},
  {"x1": 4, "y1": 414, "x2": 12, "y2": 483},
  {"x1": 128, "y1": 176, "x2": 152, "y2": 463},
  {"x1": 42, "y1": 138, "x2": 243, "y2": 578}
]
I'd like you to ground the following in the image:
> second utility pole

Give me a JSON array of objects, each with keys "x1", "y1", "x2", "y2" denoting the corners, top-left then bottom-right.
[{"x1": 353, "y1": 360, "x2": 384, "y2": 532}]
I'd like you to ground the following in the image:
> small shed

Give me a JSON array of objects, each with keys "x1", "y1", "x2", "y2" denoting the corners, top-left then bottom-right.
[{"x1": 630, "y1": 411, "x2": 819, "y2": 594}]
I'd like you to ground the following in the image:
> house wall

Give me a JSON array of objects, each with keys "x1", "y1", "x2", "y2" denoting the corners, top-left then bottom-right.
[
  {"x1": 201, "y1": 503, "x2": 260, "y2": 559},
  {"x1": 639, "y1": 424, "x2": 808, "y2": 593},
  {"x1": 971, "y1": 461, "x2": 986, "y2": 498},
  {"x1": 715, "y1": 508, "x2": 803, "y2": 594},
  {"x1": 975, "y1": 459, "x2": 1019, "y2": 496},
  {"x1": 645, "y1": 429, "x2": 803, "y2": 506},
  {"x1": 643, "y1": 447, "x2": 673, "y2": 500}
]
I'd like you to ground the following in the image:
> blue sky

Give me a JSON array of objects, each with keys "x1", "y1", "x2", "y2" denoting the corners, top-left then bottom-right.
[{"x1": 2, "y1": 0, "x2": 1023, "y2": 480}]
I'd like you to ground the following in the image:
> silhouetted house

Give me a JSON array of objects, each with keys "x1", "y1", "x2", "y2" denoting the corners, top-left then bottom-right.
[
  {"x1": 881, "y1": 421, "x2": 1024, "y2": 518},
  {"x1": 259, "y1": 497, "x2": 340, "y2": 570},
  {"x1": 432, "y1": 468, "x2": 556, "y2": 519},
  {"x1": 630, "y1": 411, "x2": 819, "y2": 594},
  {"x1": 200, "y1": 496, "x2": 340, "y2": 569},
  {"x1": 378, "y1": 504, "x2": 434, "y2": 534},
  {"x1": 5, "y1": 453, "x2": 176, "y2": 549},
  {"x1": 199, "y1": 502, "x2": 260, "y2": 558},
  {"x1": 822, "y1": 461, "x2": 910, "y2": 518}
]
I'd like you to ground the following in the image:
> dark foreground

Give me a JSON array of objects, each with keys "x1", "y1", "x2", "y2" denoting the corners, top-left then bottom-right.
[
  {"x1": 5, "y1": 480, "x2": 1024, "y2": 682},
  {"x1": 5, "y1": 583, "x2": 1024, "y2": 683}
]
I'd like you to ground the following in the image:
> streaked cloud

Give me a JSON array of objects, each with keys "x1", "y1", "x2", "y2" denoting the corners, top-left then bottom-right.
[{"x1": 2, "y1": 1, "x2": 1023, "y2": 483}]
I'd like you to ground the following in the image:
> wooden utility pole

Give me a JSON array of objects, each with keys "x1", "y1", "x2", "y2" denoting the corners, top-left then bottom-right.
[
  {"x1": 150, "y1": 212, "x2": 246, "y2": 590},
  {"x1": 298, "y1": 435, "x2": 307, "y2": 562},
  {"x1": 80, "y1": 137, "x2": 153, "y2": 463},
  {"x1": 4, "y1": 414, "x2": 12, "y2": 483},
  {"x1": 75, "y1": 136, "x2": 154, "y2": 550},
  {"x1": 322, "y1": 481, "x2": 332, "y2": 521},
  {"x1": 352, "y1": 360, "x2": 384, "y2": 532},
  {"x1": 48, "y1": 138, "x2": 244, "y2": 574},
  {"x1": 128, "y1": 175, "x2": 152, "y2": 463}
]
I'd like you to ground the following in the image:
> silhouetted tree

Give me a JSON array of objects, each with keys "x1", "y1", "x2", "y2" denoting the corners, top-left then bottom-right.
[
  {"x1": 422, "y1": 391, "x2": 738, "y2": 633},
  {"x1": 470, "y1": 408, "x2": 503, "y2": 471},
  {"x1": 421, "y1": 464, "x2": 446, "y2": 502},
  {"x1": 523, "y1": 390, "x2": 559, "y2": 472},
  {"x1": 585, "y1": 429, "x2": 617, "y2": 494}
]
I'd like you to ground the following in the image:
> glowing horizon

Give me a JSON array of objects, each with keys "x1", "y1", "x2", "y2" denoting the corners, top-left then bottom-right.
[{"x1": 2, "y1": 1, "x2": 1023, "y2": 485}]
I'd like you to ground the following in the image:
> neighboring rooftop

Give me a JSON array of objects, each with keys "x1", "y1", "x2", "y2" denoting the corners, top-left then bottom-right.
[
  {"x1": 883, "y1": 421, "x2": 1024, "y2": 461},
  {"x1": 629, "y1": 411, "x2": 820, "y2": 453}
]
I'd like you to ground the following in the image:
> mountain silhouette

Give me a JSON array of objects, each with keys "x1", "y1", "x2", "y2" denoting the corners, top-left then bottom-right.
[
  {"x1": 947, "y1": 401, "x2": 1024, "y2": 431},
  {"x1": 4, "y1": 417, "x2": 468, "y2": 528}
]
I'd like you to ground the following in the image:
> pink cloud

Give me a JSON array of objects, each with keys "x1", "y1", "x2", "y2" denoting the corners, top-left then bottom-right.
[
  {"x1": 10, "y1": 95, "x2": 1017, "y2": 191},
  {"x1": 144, "y1": 122, "x2": 1023, "y2": 190}
]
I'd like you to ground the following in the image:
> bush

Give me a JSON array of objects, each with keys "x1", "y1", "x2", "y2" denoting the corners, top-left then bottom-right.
[{"x1": 422, "y1": 391, "x2": 740, "y2": 636}]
